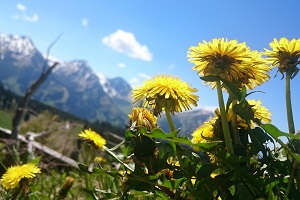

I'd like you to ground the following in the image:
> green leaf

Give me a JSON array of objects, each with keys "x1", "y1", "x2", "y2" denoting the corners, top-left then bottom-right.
[
  {"x1": 148, "y1": 128, "x2": 220, "y2": 150},
  {"x1": 232, "y1": 100, "x2": 254, "y2": 123},
  {"x1": 103, "y1": 146, "x2": 134, "y2": 172},
  {"x1": 149, "y1": 171, "x2": 164, "y2": 180},
  {"x1": 29, "y1": 156, "x2": 42, "y2": 165},
  {"x1": 262, "y1": 124, "x2": 300, "y2": 165},
  {"x1": 200, "y1": 75, "x2": 221, "y2": 82},
  {"x1": 240, "y1": 86, "x2": 247, "y2": 102},
  {"x1": 78, "y1": 163, "x2": 89, "y2": 173},
  {"x1": 196, "y1": 164, "x2": 218, "y2": 179},
  {"x1": 151, "y1": 128, "x2": 179, "y2": 138},
  {"x1": 125, "y1": 129, "x2": 135, "y2": 140},
  {"x1": 262, "y1": 124, "x2": 300, "y2": 139},
  {"x1": 248, "y1": 127, "x2": 272, "y2": 156},
  {"x1": 109, "y1": 139, "x2": 125, "y2": 151},
  {"x1": 133, "y1": 135, "x2": 156, "y2": 157},
  {"x1": 92, "y1": 167, "x2": 109, "y2": 175},
  {"x1": 220, "y1": 78, "x2": 241, "y2": 100},
  {"x1": 160, "y1": 177, "x2": 185, "y2": 190}
]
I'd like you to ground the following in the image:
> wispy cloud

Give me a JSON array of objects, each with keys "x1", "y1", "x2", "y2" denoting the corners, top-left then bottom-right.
[
  {"x1": 102, "y1": 29, "x2": 152, "y2": 61},
  {"x1": 81, "y1": 18, "x2": 88, "y2": 27},
  {"x1": 16, "y1": 3, "x2": 26, "y2": 11},
  {"x1": 117, "y1": 62, "x2": 126, "y2": 68},
  {"x1": 14, "y1": 3, "x2": 39, "y2": 22},
  {"x1": 23, "y1": 14, "x2": 38, "y2": 22}
]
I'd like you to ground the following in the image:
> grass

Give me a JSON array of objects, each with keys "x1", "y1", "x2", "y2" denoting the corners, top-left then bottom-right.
[{"x1": 0, "y1": 109, "x2": 13, "y2": 129}]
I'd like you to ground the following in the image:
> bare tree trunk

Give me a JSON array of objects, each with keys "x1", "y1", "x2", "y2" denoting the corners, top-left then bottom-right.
[{"x1": 10, "y1": 63, "x2": 58, "y2": 139}]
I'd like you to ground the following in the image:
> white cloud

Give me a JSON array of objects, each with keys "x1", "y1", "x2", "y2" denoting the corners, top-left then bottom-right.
[
  {"x1": 23, "y1": 13, "x2": 39, "y2": 22},
  {"x1": 138, "y1": 73, "x2": 151, "y2": 79},
  {"x1": 117, "y1": 62, "x2": 126, "y2": 68},
  {"x1": 14, "y1": 3, "x2": 38, "y2": 22},
  {"x1": 81, "y1": 18, "x2": 88, "y2": 27},
  {"x1": 16, "y1": 3, "x2": 27, "y2": 11},
  {"x1": 102, "y1": 29, "x2": 152, "y2": 61}
]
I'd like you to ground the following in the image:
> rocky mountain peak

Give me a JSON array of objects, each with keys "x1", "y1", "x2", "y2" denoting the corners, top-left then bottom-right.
[{"x1": 0, "y1": 33, "x2": 36, "y2": 59}]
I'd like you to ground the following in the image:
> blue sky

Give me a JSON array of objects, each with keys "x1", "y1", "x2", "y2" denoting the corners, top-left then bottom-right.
[{"x1": 0, "y1": 0, "x2": 299, "y2": 132}]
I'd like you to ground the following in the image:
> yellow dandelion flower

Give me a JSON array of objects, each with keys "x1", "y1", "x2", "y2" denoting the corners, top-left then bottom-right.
[
  {"x1": 238, "y1": 51, "x2": 271, "y2": 90},
  {"x1": 191, "y1": 117, "x2": 216, "y2": 144},
  {"x1": 225, "y1": 99, "x2": 271, "y2": 129},
  {"x1": 167, "y1": 157, "x2": 180, "y2": 167},
  {"x1": 132, "y1": 74, "x2": 199, "y2": 114},
  {"x1": 1, "y1": 163, "x2": 41, "y2": 190},
  {"x1": 128, "y1": 107, "x2": 157, "y2": 131},
  {"x1": 247, "y1": 99, "x2": 272, "y2": 125},
  {"x1": 79, "y1": 129, "x2": 106, "y2": 150},
  {"x1": 188, "y1": 38, "x2": 270, "y2": 89},
  {"x1": 188, "y1": 38, "x2": 252, "y2": 82},
  {"x1": 264, "y1": 38, "x2": 300, "y2": 77},
  {"x1": 191, "y1": 172, "x2": 218, "y2": 185},
  {"x1": 208, "y1": 153, "x2": 217, "y2": 163},
  {"x1": 94, "y1": 156, "x2": 106, "y2": 163},
  {"x1": 210, "y1": 172, "x2": 218, "y2": 178}
]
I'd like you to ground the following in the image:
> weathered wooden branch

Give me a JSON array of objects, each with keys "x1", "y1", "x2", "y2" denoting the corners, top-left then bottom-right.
[
  {"x1": 1, "y1": 127, "x2": 78, "y2": 168},
  {"x1": 10, "y1": 33, "x2": 63, "y2": 140},
  {"x1": 11, "y1": 62, "x2": 58, "y2": 139}
]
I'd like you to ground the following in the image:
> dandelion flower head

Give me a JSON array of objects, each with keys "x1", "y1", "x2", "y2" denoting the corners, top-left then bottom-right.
[
  {"x1": 225, "y1": 99, "x2": 271, "y2": 129},
  {"x1": 188, "y1": 38, "x2": 270, "y2": 89},
  {"x1": 128, "y1": 107, "x2": 157, "y2": 131},
  {"x1": 1, "y1": 163, "x2": 41, "y2": 190},
  {"x1": 191, "y1": 117, "x2": 216, "y2": 144},
  {"x1": 264, "y1": 37, "x2": 300, "y2": 78},
  {"x1": 79, "y1": 129, "x2": 106, "y2": 150},
  {"x1": 132, "y1": 74, "x2": 199, "y2": 114}
]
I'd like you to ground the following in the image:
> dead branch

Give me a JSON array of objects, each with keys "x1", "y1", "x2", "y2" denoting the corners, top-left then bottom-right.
[{"x1": 10, "y1": 34, "x2": 63, "y2": 139}]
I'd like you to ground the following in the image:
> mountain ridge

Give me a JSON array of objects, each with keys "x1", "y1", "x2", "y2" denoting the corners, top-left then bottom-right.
[
  {"x1": 0, "y1": 33, "x2": 214, "y2": 134},
  {"x1": 0, "y1": 33, "x2": 132, "y2": 125}
]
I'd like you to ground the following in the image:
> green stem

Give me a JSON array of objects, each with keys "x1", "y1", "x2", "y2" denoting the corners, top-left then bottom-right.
[
  {"x1": 285, "y1": 71, "x2": 300, "y2": 194},
  {"x1": 216, "y1": 80, "x2": 233, "y2": 153},
  {"x1": 165, "y1": 107, "x2": 176, "y2": 132},
  {"x1": 231, "y1": 99, "x2": 241, "y2": 145},
  {"x1": 165, "y1": 106, "x2": 184, "y2": 166},
  {"x1": 285, "y1": 71, "x2": 295, "y2": 134}
]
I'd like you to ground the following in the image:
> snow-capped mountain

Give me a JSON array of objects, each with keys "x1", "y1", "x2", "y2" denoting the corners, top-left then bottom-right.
[
  {"x1": 0, "y1": 33, "x2": 132, "y2": 125},
  {"x1": 0, "y1": 33, "x2": 213, "y2": 133},
  {"x1": 97, "y1": 72, "x2": 132, "y2": 104},
  {"x1": 0, "y1": 34, "x2": 36, "y2": 59}
]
